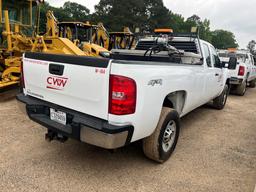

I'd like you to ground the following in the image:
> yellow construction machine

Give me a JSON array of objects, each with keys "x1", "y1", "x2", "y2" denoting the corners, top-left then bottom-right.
[
  {"x1": 0, "y1": 1, "x2": 84, "y2": 92},
  {"x1": 0, "y1": 0, "x2": 110, "y2": 92},
  {"x1": 58, "y1": 21, "x2": 135, "y2": 54},
  {"x1": 92, "y1": 22, "x2": 110, "y2": 50},
  {"x1": 31, "y1": 10, "x2": 86, "y2": 56},
  {"x1": 58, "y1": 21, "x2": 110, "y2": 57},
  {"x1": 0, "y1": 0, "x2": 40, "y2": 91},
  {"x1": 61, "y1": 21, "x2": 112, "y2": 51},
  {"x1": 0, "y1": 0, "x2": 82, "y2": 92},
  {"x1": 0, "y1": 0, "x2": 135, "y2": 93},
  {"x1": 92, "y1": 23, "x2": 136, "y2": 50},
  {"x1": 109, "y1": 27, "x2": 136, "y2": 50}
]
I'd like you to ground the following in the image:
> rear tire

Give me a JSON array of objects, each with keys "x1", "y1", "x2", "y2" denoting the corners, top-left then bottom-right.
[
  {"x1": 213, "y1": 84, "x2": 229, "y2": 110},
  {"x1": 235, "y1": 81, "x2": 247, "y2": 96},
  {"x1": 143, "y1": 107, "x2": 180, "y2": 163},
  {"x1": 249, "y1": 79, "x2": 256, "y2": 88}
]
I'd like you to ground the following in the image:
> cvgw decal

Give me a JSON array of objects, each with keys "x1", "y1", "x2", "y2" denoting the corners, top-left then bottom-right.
[{"x1": 46, "y1": 76, "x2": 68, "y2": 90}]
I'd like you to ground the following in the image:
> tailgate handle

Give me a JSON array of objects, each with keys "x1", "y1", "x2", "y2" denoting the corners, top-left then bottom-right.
[{"x1": 49, "y1": 64, "x2": 64, "y2": 76}]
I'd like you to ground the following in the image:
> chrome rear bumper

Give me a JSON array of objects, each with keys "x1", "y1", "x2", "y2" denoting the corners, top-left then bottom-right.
[{"x1": 16, "y1": 93, "x2": 134, "y2": 149}]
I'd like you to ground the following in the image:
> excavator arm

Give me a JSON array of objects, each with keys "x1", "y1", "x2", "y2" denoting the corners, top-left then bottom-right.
[{"x1": 92, "y1": 23, "x2": 110, "y2": 50}]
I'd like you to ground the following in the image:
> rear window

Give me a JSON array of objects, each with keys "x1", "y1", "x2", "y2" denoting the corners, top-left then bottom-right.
[
  {"x1": 219, "y1": 52, "x2": 247, "y2": 62},
  {"x1": 136, "y1": 40, "x2": 198, "y2": 54}
]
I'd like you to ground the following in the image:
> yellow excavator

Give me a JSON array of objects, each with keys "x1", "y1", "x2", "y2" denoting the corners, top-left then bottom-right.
[
  {"x1": 31, "y1": 10, "x2": 86, "y2": 56},
  {"x1": 109, "y1": 27, "x2": 136, "y2": 50},
  {"x1": 58, "y1": 20, "x2": 135, "y2": 52},
  {"x1": 58, "y1": 21, "x2": 110, "y2": 57},
  {"x1": 92, "y1": 23, "x2": 136, "y2": 50}
]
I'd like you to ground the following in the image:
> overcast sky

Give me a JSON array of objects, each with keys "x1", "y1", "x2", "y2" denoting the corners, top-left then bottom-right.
[{"x1": 46, "y1": 0, "x2": 255, "y2": 48}]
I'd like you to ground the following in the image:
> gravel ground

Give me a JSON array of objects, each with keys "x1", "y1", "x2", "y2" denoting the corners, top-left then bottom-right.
[{"x1": 0, "y1": 89, "x2": 255, "y2": 192}]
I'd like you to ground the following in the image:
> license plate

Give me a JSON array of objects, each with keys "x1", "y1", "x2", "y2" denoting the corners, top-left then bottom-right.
[{"x1": 50, "y1": 108, "x2": 66, "y2": 125}]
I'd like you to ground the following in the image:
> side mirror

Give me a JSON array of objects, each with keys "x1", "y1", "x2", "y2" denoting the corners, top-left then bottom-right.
[{"x1": 228, "y1": 57, "x2": 237, "y2": 69}]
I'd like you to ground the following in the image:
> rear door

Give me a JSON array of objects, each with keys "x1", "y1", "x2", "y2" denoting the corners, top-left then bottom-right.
[{"x1": 23, "y1": 52, "x2": 111, "y2": 120}]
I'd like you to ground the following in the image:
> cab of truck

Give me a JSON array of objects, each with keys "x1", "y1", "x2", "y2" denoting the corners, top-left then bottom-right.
[
  {"x1": 218, "y1": 49, "x2": 256, "y2": 96},
  {"x1": 0, "y1": 0, "x2": 39, "y2": 37}
]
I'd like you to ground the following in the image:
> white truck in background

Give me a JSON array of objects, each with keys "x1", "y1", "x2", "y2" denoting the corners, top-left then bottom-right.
[
  {"x1": 218, "y1": 49, "x2": 256, "y2": 96},
  {"x1": 17, "y1": 33, "x2": 233, "y2": 163}
]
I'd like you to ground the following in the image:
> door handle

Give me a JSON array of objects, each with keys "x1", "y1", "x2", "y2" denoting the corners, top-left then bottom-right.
[{"x1": 215, "y1": 73, "x2": 220, "y2": 76}]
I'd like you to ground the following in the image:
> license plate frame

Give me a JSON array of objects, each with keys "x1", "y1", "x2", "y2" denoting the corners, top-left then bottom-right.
[{"x1": 50, "y1": 108, "x2": 67, "y2": 125}]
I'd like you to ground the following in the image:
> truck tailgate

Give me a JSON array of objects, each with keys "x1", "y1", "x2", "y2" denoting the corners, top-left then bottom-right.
[{"x1": 23, "y1": 52, "x2": 111, "y2": 120}]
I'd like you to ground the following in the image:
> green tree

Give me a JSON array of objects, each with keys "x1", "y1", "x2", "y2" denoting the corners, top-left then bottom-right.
[
  {"x1": 39, "y1": 2, "x2": 70, "y2": 33},
  {"x1": 62, "y1": 1, "x2": 90, "y2": 21},
  {"x1": 39, "y1": 1, "x2": 90, "y2": 33},
  {"x1": 40, "y1": 0, "x2": 239, "y2": 49},
  {"x1": 93, "y1": 0, "x2": 172, "y2": 31},
  {"x1": 211, "y1": 30, "x2": 238, "y2": 49},
  {"x1": 39, "y1": 2, "x2": 50, "y2": 33},
  {"x1": 169, "y1": 12, "x2": 185, "y2": 32},
  {"x1": 93, "y1": 0, "x2": 147, "y2": 31},
  {"x1": 182, "y1": 15, "x2": 212, "y2": 42},
  {"x1": 199, "y1": 19, "x2": 212, "y2": 42},
  {"x1": 144, "y1": 0, "x2": 172, "y2": 30},
  {"x1": 182, "y1": 15, "x2": 199, "y2": 32},
  {"x1": 187, "y1": 15, "x2": 201, "y2": 25}
]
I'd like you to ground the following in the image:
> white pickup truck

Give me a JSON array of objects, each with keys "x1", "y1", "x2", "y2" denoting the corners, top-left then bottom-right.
[
  {"x1": 17, "y1": 34, "x2": 233, "y2": 163},
  {"x1": 218, "y1": 49, "x2": 256, "y2": 96}
]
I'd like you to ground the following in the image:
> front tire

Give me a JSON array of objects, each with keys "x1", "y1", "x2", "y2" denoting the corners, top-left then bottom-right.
[
  {"x1": 213, "y1": 84, "x2": 229, "y2": 110},
  {"x1": 143, "y1": 107, "x2": 180, "y2": 163}
]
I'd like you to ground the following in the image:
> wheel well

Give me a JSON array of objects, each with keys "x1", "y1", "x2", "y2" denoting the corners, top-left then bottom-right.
[
  {"x1": 226, "y1": 78, "x2": 231, "y2": 87},
  {"x1": 226, "y1": 78, "x2": 230, "y2": 85},
  {"x1": 163, "y1": 91, "x2": 186, "y2": 114},
  {"x1": 163, "y1": 98, "x2": 174, "y2": 108},
  {"x1": 246, "y1": 73, "x2": 250, "y2": 79}
]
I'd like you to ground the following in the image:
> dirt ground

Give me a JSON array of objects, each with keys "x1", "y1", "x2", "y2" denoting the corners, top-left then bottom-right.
[{"x1": 0, "y1": 89, "x2": 255, "y2": 192}]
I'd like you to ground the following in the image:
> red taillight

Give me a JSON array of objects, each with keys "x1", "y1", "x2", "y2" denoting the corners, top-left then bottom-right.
[
  {"x1": 109, "y1": 75, "x2": 136, "y2": 115},
  {"x1": 238, "y1": 66, "x2": 245, "y2": 76},
  {"x1": 21, "y1": 62, "x2": 25, "y2": 88}
]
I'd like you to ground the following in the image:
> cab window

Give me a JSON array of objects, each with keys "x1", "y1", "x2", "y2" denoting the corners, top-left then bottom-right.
[
  {"x1": 210, "y1": 46, "x2": 221, "y2": 68},
  {"x1": 203, "y1": 43, "x2": 211, "y2": 67}
]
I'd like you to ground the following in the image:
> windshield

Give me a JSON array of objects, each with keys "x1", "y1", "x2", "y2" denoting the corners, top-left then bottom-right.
[
  {"x1": 1, "y1": 0, "x2": 38, "y2": 35},
  {"x1": 219, "y1": 52, "x2": 248, "y2": 63},
  {"x1": 59, "y1": 25, "x2": 93, "y2": 42}
]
